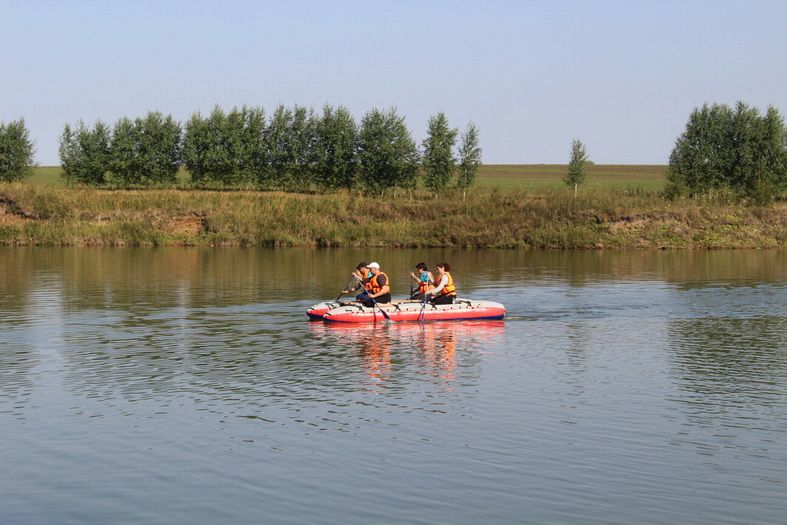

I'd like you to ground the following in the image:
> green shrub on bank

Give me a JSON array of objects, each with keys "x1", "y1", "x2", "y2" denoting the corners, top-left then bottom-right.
[
  {"x1": 59, "y1": 120, "x2": 111, "y2": 185},
  {"x1": 667, "y1": 102, "x2": 787, "y2": 203},
  {"x1": 0, "y1": 119, "x2": 35, "y2": 182}
]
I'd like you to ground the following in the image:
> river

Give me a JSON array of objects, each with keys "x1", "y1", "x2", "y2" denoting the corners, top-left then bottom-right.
[{"x1": 1, "y1": 248, "x2": 786, "y2": 524}]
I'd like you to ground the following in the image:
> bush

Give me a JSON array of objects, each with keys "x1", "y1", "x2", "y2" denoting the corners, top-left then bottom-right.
[
  {"x1": 110, "y1": 112, "x2": 181, "y2": 186},
  {"x1": 314, "y1": 105, "x2": 358, "y2": 190},
  {"x1": 59, "y1": 120, "x2": 111, "y2": 185},
  {"x1": 358, "y1": 108, "x2": 419, "y2": 194},
  {"x1": 0, "y1": 119, "x2": 35, "y2": 182},
  {"x1": 422, "y1": 112, "x2": 457, "y2": 193},
  {"x1": 667, "y1": 102, "x2": 787, "y2": 203}
]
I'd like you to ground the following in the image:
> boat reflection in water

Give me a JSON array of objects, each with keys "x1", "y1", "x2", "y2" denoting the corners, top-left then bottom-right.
[{"x1": 309, "y1": 321, "x2": 505, "y2": 385}]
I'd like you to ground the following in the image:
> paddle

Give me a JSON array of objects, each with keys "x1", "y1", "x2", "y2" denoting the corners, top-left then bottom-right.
[
  {"x1": 353, "y1": 273, "x2": 392, "y2": 322},
  {"x1": 335, "y1": 277, "x2": 357, "y2": 302},
  {"x1": 418, "y1": 276, "x2": 432, "y2": 323}
]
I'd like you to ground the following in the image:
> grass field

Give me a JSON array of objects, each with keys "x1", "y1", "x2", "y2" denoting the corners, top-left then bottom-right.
[
  {"x1": 27, "y1": 164, "x2": 667, "y2": 192},
  {"x1": 476, "y1": 164, "x2": 666, "y2": 191}
]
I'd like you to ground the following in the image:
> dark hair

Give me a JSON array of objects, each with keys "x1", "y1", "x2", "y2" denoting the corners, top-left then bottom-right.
[
  {"x1": 415, "y1": 262, "x2": 428, "y2": 271},
  {"x1": 437, "y1": 262, "x2": 451, "y2": 272}
]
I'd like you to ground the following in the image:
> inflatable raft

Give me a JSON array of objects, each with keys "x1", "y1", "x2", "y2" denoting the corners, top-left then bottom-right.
[{"x1": 306, "y1": 299, "x2": 506, "y2": 323}]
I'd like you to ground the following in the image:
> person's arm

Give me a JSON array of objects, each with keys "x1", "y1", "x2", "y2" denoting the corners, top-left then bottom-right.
[
  {"x1": 430, "y1": 274, "x2": 448, "y2": 295},
  {"x1": 342, "y1": 272, "x2": 364, "y2": 293},
  {"x1": 410, "y1": 272, "x2": 420, "y2": 284}
]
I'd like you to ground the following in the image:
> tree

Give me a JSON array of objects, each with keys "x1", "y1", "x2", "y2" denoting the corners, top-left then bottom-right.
[
  {"x1": 314, "y1": 104, "x2": 358, "y2": 190},
  {"x1": 59, "y1": 120, "x2": 111, "y2": 185},
  {"x1": 0, "y1": 119, "x2": 35, "y2": 182},
  {"x1": 667, "y1": 102, "x2": 787, "y2": 202},
  {"x1": 183, "y1": 106, "x2": 265, "y2": 186},
  {"x1": 456, "y1": 122, "x2": 481, "y2": 200},
  {"x1": 422, "y1": 112, "x2": 458, "y2": 193},
  {"x1": 289, "y1": 105, "x2": 318, "y2": 191},
  {"x1": 358, "y1": 108, "x2": 419, "y2": 194},
  {"x1": 110, "y1": 112, "x2": 181, "y2": 186},
  {"x1": 564, "y1": 138, "x2": 588, "y2": 197}
]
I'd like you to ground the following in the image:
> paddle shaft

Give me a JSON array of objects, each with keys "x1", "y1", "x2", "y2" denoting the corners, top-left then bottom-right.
[{"x1": 353, "y1": 273, "x2": 392, "y2": 321}]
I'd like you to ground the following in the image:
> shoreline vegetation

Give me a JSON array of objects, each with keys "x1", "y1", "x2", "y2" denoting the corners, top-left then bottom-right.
[{"x1": 1, "y1": 165, "x2": 785, "y2": 249}]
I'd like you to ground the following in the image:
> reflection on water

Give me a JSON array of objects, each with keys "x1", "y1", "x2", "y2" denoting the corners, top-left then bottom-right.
[{"x1": 1, "y1": 247, "x2": 786, "y2": 525}]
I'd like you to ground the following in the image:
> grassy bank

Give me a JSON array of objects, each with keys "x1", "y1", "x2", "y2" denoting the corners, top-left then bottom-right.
[{"x1": 1, "y1": 183, "x2": 784, "y2": 248}]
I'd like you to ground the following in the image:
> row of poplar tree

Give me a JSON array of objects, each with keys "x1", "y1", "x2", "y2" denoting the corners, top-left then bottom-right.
[{"x1": 57, "y1": 105, "x2": 482, "y2": 192}]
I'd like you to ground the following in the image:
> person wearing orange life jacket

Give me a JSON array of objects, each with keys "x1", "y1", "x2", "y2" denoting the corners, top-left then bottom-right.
[
  {"x1": 342, "y1": 262, "x2": 373, "y2": 302},
  {"x1": 361, "y1": 262, "x2": 391, "y2": 308},
  {"x1": 426, "y1": 262, "x2": 457, "y2": 305},
  {"x1": 409, "y1": 262, "x2": 434, "y2": 300}
]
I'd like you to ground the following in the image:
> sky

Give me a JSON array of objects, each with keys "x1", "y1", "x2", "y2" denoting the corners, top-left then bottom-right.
[{"x1": 1, "y1": 0, "x2": 786, "y2": 165}]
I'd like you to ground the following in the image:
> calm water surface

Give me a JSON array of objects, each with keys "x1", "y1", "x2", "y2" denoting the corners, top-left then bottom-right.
[{"x1": 1, "y1": 248, "x2": 786, "y2": 524}]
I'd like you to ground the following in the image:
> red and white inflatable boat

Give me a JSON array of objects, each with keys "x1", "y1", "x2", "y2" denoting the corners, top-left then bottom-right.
[{"x1": 306, "y1": 299, "x2": 506, "y2": 323}]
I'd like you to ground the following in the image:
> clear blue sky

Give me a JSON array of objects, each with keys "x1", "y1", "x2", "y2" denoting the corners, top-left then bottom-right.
[{"x1": 2, "y1": 0, "x2": 786, "y2": 165}]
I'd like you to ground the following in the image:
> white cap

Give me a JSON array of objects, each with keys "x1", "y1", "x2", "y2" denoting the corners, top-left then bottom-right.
[{"x1": 368, "y1": 262, "x2": 380, "y2": 270}]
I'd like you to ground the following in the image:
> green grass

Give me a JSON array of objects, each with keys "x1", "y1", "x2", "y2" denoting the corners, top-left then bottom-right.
[
  {"x1": 1, "y1": 182, "x2": 784, "y2": 249},
  {"x1": 28, "y1": 166, "x2": 66, "y2": 186}
]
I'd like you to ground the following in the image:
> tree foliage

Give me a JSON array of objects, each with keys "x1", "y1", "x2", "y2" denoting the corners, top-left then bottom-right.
[
  {"x1": 667, "y1": 102, "x2": 787, "y2": 202},
  {"x1": 0, "y1": 119, "x2": 35, "y2": 182},
  {"x1": 50, "y1": 105, "x2": 480, "y2": 193},
  {"x1": 456, "y1": 122, "x2": 481, "y2": 193},
  {"x1": 358, "y1": 108, "x2": 419, "y2": 193},
  {"x1": 110, "y1": 112, "x2": 181, "y2": 186},
  {"x1": 314, "y1": 105, "x2": 358, "y2": 190},
  {"x1": 59, "y1": 120, "x2": 111, "y2": 185},
  {"x1": 564, "y1": 139, "x2": 588, "y2": 196},
  {"x1": 422, "y1": 112, "x2": 458, "y2": 192},
  {"x1": 183, "y1": 106, "x2": 265, "y2": 186}
]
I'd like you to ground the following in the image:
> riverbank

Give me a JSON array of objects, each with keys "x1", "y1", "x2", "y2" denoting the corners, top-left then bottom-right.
[{"x1": 1, "y1": 183, "x2": 785, "y2": 248}]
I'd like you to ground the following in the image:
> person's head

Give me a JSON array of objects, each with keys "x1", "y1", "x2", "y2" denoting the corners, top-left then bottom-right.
[
  {"x1": 415, "y1": 262, "x2": 428, "y2": 273},
  {"x1": 356, "y1": 262, "x2": 369, "y2": 272},
  {"x1": 436, "y1": 262, "x2": 451, "y2": 274},
  {"x1": 368, "y1": 262, "x2": 381, "y2": 275}
]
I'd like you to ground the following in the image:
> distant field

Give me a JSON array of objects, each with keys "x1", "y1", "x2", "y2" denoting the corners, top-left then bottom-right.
[
  {"x1": 28, "y1": 166, "x2": 65, "y2": 186},
  {"x1": 477, "y1": 164, "x2": 666, "y2": 191},
  {"x1": 27, "y1": 164, "x2": 667, "y2": 191}
]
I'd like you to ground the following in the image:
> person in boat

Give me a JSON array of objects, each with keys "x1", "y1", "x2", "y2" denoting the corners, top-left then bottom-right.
[
  {"x1": 409, "y1": 262, "x2": 434, "y2": 300},
  {"x1": 426, "y1": 262, "x2": 457, "y2": 305},
  {"x1": 342, "y1": 262, "x2": 372, "y2": 302},
  {"x1": 361, "y1": 262, "x2": 391, "y2": 307}
]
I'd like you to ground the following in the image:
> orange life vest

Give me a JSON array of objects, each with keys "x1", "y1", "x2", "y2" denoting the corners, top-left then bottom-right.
[
  {"x1": 361, "y1": 271, "x2": 374, "y2": 291},
  {"x1": 368, "y1": 272, "x2": 390, "y2": 295},
  {"x1": 418, "y1": 273, "x2": 434, "y2": 295},
  {"x1": 437, "y1": 272, "x2": 456, "y2": 296}
]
